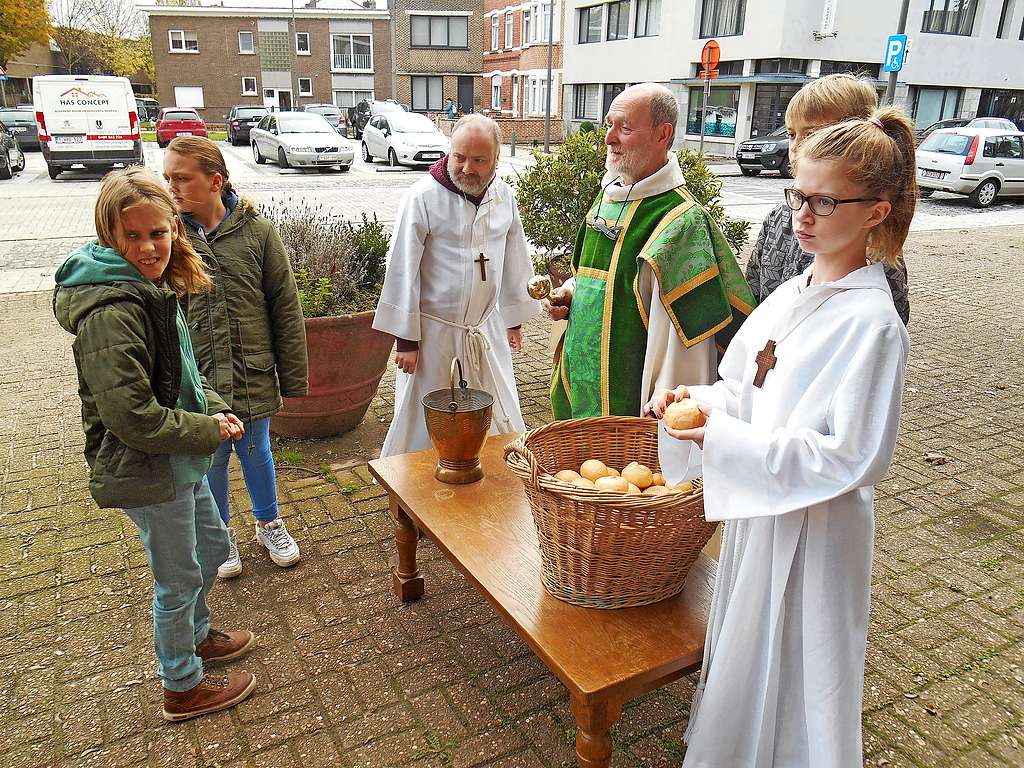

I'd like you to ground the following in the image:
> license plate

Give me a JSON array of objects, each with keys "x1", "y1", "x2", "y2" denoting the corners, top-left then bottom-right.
[
  {"x1": 54, "y1": 135, "x2": 84, "y2": 144},
  {"x1": 741, "y1": 152, "x2": 757, "y2": 159},
  {"x1": 317, "y1": 154, "x2": 337, "y2": 161},
  {"x1": 176, "y1": 131, "x2": 193, "y2": 137},
  {"x1": 12, "y1": 127, "x2": 27, "y2": 133},
  {"x1": 922, "y1": 169, "x2": 943, "y2": 179},
  {"x1": 422, "y1": 152, "x2": 442, "y2": 159}
]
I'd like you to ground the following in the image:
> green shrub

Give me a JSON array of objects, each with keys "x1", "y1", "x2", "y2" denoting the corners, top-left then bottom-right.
[
  {"x1": 260, "y1": 201, "x2": 389, "y2": 318},
  {"x1": 578, "y1": 120, "x2": 596, "y2": 134},
  {"x1": 509, "y1": 127, "x2": 749, "y2": 276}
]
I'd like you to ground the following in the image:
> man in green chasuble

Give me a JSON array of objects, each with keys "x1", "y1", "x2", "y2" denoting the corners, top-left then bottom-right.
[{"x1": 547, "y1": 83, "x2": 755, "y2": 419}]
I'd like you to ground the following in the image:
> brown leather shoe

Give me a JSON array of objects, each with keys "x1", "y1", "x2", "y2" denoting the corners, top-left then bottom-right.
[
  {"x1": 162, "y1": 671, "x2": 257, "y2": 722},
  {"x1": 196, "y1": 629, "x2": 255, "y2": 663}
]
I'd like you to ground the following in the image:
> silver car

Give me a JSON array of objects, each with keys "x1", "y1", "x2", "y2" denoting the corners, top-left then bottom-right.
[
  {"x1": 361, "y1": 112, "x2": 449, "y2": 168},
  {"x1": 916, "y1": 128, "x2": 1024, "y2": 208},
  {"x1": 250, "y1": 112, "x2": 354, "y2": 172}
]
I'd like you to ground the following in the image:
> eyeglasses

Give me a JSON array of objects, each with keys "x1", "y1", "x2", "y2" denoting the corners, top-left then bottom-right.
[{"x1": 784, "y1": 187, "x2": 882, "y2": 217}]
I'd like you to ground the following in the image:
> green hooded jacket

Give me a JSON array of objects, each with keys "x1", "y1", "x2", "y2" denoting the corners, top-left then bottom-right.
[
  {"x1": 53, "y1": 242, "x2": 230, "y2": 509},
  {"x1": 182, "y1": 194, "x2": 308, "y2": 424}
]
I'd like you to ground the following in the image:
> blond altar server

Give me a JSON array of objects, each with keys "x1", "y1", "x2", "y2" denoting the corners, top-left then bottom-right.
[
  {"x1": 648, "y1": 108, "x2": 916, "y2": 767},
  {"x1": 373, "y1": 114, "x2": 539, "y2": 458}
]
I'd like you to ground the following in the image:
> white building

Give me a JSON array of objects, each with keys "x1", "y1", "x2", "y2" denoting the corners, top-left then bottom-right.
[{"x1": 561, "y1": 0, "x2": 1024, "y2": 153}]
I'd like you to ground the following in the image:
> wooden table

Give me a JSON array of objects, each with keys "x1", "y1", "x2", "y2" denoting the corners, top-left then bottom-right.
[{"x1": 368, "y1": 434, "x2": 706, "y2": 768}]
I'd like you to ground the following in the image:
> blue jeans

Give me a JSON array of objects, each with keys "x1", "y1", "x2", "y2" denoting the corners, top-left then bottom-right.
[
  {"x1": 123, "y1": 478, "x2": 229, "y2": 692},
  {"x1": 206, "y1": 417, "x2": 279, "y2": 525}
]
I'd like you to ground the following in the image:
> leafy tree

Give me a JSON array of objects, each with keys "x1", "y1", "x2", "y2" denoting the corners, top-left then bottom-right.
[
  {"x1": 0, "y1": 0, "x2": 51, "y2": 70},
  {"x1": 509, "y1": 127, "x2": 750, "y2": 276}
]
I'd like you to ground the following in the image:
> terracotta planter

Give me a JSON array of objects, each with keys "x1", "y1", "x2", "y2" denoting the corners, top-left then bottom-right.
[{"x1": 271, "y1": 309, "x2": 394, "y2": 439}]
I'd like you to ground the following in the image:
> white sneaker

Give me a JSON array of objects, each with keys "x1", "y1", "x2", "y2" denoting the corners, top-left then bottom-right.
[
  {"x1": 218, "y1": 528, "x2": 242, "y2": 579},
  {"x1": 256, "y1": 519, "x2": 300, "y2": 567}
]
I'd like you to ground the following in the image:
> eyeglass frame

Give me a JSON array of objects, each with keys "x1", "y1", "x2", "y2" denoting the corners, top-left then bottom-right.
[{"x1": 784, "y1": 187, "x2": 882, "y2": 217}]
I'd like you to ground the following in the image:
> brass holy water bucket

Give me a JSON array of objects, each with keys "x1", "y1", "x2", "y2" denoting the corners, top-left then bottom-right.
[{"x1": 422, "y1": 358, "x2": 494, "y2": 484}]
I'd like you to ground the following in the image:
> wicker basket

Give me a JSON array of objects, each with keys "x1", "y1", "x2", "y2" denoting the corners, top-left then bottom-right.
[{"x1": 504, "y1": 416, "x2": 717, "y2": 609}]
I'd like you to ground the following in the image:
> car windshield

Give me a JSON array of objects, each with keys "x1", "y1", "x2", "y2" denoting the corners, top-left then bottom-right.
[
  {"x1": 278, "y1": 113, "x2": 335, "y2": 133},
  {"x1": 0, "y1": 111, "x2": 35, "y2": 124},
  {"x1": 919, "y1": 132, "x2": 972, "y2": 155},
  {"x1": 389, "y1": 113, "x2": 437, "y2": 133},
  {"x1": 373, "y1": 101, "x2": 405, "y2": 114},
  {"x1": 164, "y1": 111, "x2": 199, "y2": 121},
  {"x1": 236, "y1": 108, "x2": 267, "y2": 118}
]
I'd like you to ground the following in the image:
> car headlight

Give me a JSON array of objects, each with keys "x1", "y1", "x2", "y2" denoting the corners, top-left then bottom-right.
[{"x1": 762, "y1": 143, "x2": 777, "y2": 152}]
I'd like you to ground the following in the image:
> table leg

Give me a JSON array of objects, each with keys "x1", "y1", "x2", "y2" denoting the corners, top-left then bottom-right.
[
  {"x1": 570, "y1": 694, "x2": 621, "y2": 768},
  {"x1": 389, "y1": 497, "x2": 424, "y2": 602}
]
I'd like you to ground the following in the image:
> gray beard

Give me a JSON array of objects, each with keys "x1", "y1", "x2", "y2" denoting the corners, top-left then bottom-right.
[{"x1": 448, "y1": 160, "x2": 494, "y2": 198}]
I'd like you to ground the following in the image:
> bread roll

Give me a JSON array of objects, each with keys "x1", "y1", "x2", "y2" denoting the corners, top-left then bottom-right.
[
  {"x1": 606, "y1": 467, "x2": 620, "y2": 477},
  {"x1": 627, "y1": 483, "x2": 641, "y2": 495},
  {"x1": 573, "y1": 477, "x2": 596, "y2": 488},
  {"x1": 668, "y1": 481, "x2": 694, "y2": 494},
  {"x1": 664, "y1": 399, "x2": 706, "y2": 431},
  {"x1": 595, "y1": 475, "x2": 630, "y2": 493},
  {"x1": 651, "y1": 472, "x2": 666, "y2": 486},
  {"x1": 580, "y1": 459, "x2": 610, "y2": 481},
  {"x1": 643, "y1": 485, "x2": 672, "y2": 496},
  {"x1": 621, "y1": 462, "x2": 654, "y2": 490},
  {"x1": 555, "y1": 469, "x2": 581, "y2": 483}
]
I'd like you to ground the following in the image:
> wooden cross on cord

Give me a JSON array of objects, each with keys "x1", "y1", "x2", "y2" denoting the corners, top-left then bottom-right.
[
  {"x1": 475, "y1": 252, "x2": 490, "y2": 281},
  {"x1": 753, "y1": 340, "x2": 777, "y2": 388}
]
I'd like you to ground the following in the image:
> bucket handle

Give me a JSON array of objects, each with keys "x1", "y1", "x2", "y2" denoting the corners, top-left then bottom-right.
[
  {"x1": 448, "y1": 357, "x2": 467, "y2": 412},
  {"x1": 504, "y1": 436, "x2": 541, "y2": 489}
]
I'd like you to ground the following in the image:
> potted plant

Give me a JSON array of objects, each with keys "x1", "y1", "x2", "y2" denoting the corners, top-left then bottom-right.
[
  {"x1": 262, "y1": 202, "x2": 393, "y2": 438},
  {"x1": 509, "y1": 127, "x2": 750, "y2": 283}
]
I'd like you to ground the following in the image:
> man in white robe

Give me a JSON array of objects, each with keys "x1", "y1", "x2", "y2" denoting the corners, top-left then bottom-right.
[{"x1": 373, "y1": 114, "x2": 539, "y2": 458}]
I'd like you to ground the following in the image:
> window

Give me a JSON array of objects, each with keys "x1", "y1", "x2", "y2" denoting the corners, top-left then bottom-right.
[
  {"x1": 984, "y1": 135, "x2": 1024, "y2": 159},
  {"x1": 505, "y1": 12, "x2": 514, "y2": 47},
  {"x1": 602, "y1": 82, "x2": 626, "y2": 117},
  {"x1": 978, "y1": 88, "x2": 1024, "y2": 127},
  {"x1": 492, "y1": 75, "x2": 502, "y2": 110},
  {"x1": 635, "y1": 0, "x2": 661, "y2": 36},
  {"x1": 575, "y1": 84, "x2": 600, "y2": 120},
  {"x1": 578, "y1": 6, "x2": 603, "y2": 43},
  {"x1": 238, "y1": 31, "x2": 255, "y2": 54},
  {"x1": 687, "y1": 86, "x2": 739, "y2": 137},
  {"x1": 241, "y1": 77, "x2": 258, "y2": 95},
  {"x1": 169, "y1": 30, "x2": 199, "y2": 53},
  {"x1": 751, "y1": 84, "x2": 800, "y2": 136},
  {"x1": 333, "y1": 89, "x2": 374, "y2": 108},
  {"x1": 539, "y1": 2, "x2": 552, "y2": 42},
  {"x1": 921, "y1": 0, "x2": 978, "y2": 35},
  {"x1": 412, "y1": 76, "x2": 443, "y2": 111},
  {"x1": 997, "y1": 0, "x2": 1016, "y2": 38},
  {"x1": 700, "y1": 0, "x2": 746, "y2": 38},
  {"x1": 607, "y1": 1, "x2": 631, "y2": 40},
  {"x1": 755, "y1": 58, "x2": 806, "y2": 74},
  {"x1": 818, "y1": 60, "x2": 881, "y2": 78},
  {"x1": 331, "y1": 34, "x2": 372, "y2": 70},
  {"x1": 491, "y1": 15, "x2": 500, "y2": 49},
  {"x1": 295, "y1": 32, "x2": 310, "y2": 55},
  {"x1": 911, "y1": 86, "x2": 961, "y2": 127},
  {"x1": 526, "y1": 77, "x2": 551, "y2": 116},
  {"x1": 411, "y1": 15, "x2": 469, "y2": 48},
  {"x1": 298, "y1": 77, "x2": 312, "y2": 96},
  {"x1": 523, "y1": 7, "x2": 532, "y2": 43},
  {"x1": 694, "y1": 59, "x2": 742, "y2": 76}
]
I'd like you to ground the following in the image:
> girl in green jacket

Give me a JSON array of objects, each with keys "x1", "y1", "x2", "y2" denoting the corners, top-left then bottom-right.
[{"x1": 54, "y1": 167, "x2": 257, "y2": 722}]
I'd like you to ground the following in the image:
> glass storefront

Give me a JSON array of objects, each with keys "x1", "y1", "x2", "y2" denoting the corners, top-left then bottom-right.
[
  {"x1": 686, "y1": 86, "x2": 740, "y2": 137},
  {"x1": 751, "y1": 84, "x2": 801, "y2": 137},
  {"x1": 978, "y1": 89, "x2": 1024, "y2": 128}
]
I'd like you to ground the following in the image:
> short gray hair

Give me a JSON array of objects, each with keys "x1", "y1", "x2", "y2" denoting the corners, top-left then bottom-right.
[
  {"x1": 451, "y1": 113, "x2": 501, "y2": 154},
  {"x1": 648, "y1": 88, "x2": 678, "y2": 135}
]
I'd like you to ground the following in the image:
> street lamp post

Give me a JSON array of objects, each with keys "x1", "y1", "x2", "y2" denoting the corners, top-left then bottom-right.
[
  {"x1": 543, "y1": 1, "x2": 555, "y2": 153},
  {"x1": 291, "y1": 0, "x2": 301, "y2": 111}
]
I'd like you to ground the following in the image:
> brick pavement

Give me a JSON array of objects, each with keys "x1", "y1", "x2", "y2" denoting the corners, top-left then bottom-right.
[{"x1": 1, "y1": 227, "x2": 1023, "y2": 767}]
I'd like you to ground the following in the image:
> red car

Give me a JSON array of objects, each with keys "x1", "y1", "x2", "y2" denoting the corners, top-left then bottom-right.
[{"x1": 155, "y1": 108, "x2": 207, "y2": 148}]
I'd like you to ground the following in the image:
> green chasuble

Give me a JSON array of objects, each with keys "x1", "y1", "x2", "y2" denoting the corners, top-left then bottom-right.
[{"x1": 551, "y1": 182, "x2": 755, "y2": 419}]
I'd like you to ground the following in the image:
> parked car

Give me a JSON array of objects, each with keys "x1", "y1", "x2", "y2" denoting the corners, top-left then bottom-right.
[
  {"x1": 0, "y1": 121, "x2": 27, "y2": 180},
  {"x1": 916, "y1": 127, "x2": 1024, "y2": 208},
  {"x1": 0, "y1": 108, "x2": 40, "y2": 150},
  {"x1": 33, "y1": 74, "x2": 143, "y2": 179},
  {"x1": 916, "y1": 118, "x2": 970, "y2": 143},
  {"x1": 135, "y1": 97, "x2": 161, "y2": 122},
  {"x1": 916, "y1": 117, "x2": 1018, "y2": 143},
  {"x1": 362, "y1": 111, "x2": 449, "y2": 167},
  {"x1": 155, "y1": 108, "x2": 207, "y2": 148},
  {"x1": 348, "y1": 99, "x2": 406, "y2": 139},
  {"x1": 250, "y1": 112, "x2": 354, "y2": 172},
  {"x1": 734, "y1": 126, "x2": 791, "y2": 177},
  {"x1": 300, "y1": 103, "x2": 347, "y2": 135},
  {"x1": 225, "y1": 105, "x2": 269, "y2": 146}
]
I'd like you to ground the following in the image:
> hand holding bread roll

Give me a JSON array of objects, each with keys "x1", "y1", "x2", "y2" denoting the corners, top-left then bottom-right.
[{"x1": 663, "y1": 398, "x2": 707, "y2": 431}]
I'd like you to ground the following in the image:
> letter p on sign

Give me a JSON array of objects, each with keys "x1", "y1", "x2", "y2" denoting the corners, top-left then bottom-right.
[{"x1": 883, "y1": 34, "x2": 908, "y2": 73}]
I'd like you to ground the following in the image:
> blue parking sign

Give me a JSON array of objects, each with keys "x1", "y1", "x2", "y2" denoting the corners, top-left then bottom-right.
[{"x1": 883, "y1": 34, "x2": 908, "y2": 73}]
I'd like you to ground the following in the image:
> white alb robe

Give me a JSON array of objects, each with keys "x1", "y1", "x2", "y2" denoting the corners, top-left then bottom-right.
[
  {"x1": 373, "y1": 174, "x2": 539, "y2": 458},
  {"x1": 681, "y1": 262, "x2": 909, "y2": 768}
]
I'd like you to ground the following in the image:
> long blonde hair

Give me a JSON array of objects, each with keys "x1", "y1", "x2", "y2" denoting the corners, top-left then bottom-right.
[
  {"x1": 797, "y1": 106, "x2": 918, "y2": 265},
  {"x1": 94, "y1": 166, "x2": 212, "y2": 296}
]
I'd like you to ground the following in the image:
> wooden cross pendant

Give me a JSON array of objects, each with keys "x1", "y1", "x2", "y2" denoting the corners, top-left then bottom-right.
[
  {"x1": 753, "y1": 340, "x2": 777, "y2": 388},
  {"x1": 475, "y1": 252, "x2": 490, "y2": 281}
]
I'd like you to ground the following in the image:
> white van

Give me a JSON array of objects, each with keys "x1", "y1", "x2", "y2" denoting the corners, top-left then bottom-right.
[{"x1": 33, "y1": 75, "x2": 143, "y2": 180}]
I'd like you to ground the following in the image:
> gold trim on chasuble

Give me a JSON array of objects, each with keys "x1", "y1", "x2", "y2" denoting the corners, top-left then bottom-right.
[{"x1": 599, "y1": 198, "x2": 642, "y2": 415}]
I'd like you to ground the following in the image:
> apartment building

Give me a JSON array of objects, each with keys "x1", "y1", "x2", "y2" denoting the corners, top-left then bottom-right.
[
  {"x1": 391, "y1": 0, "x2": 484, "y2": 114},
  {"x1": 482, "y1": 0, "x2": 564, "y2": 141},
  {"x1": 562, "y1": 0, "x2": 1024, "y2": 152},
  {"x1": 143, "y1": 3, "x2": 392, "y2": 122}
]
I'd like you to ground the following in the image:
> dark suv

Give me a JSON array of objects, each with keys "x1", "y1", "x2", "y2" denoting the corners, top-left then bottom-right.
[
  {"x1": 0, "y1": 108, "x2": 40, "y2": 150},
  {"x1": 347, "y1": 99, "x2": 406, "y2": 139},
  {"x1": 225, "y1": 105, "x2": 270, "y2": 146},
  {"x1": 735, "y1": 126, "x2": 792, "y2": 177}
]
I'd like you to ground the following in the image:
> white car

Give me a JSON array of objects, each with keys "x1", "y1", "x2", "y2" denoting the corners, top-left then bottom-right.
[
  {"x1": 361, "y1": 112, "x2": 449, "y2": 167},
  {"x1": 916, "y1": 127, "x2": 1024, "y2": 208},
  {"x1": 250, "y1": 112, "x2": 354, "y2": 172}
]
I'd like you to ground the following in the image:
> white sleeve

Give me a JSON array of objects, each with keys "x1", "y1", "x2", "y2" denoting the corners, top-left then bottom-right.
[
  {"x1": 499, "y1": 201, "x2": 542, "y2": 328},
  {"x1": 372, "y1": 190, "x2": 428, "y2": 341},
  {"x1": 701, "y1": 324, "x2": 908, "y2": 522}
]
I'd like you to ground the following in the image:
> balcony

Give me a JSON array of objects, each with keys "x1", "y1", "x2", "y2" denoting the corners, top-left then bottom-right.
[{"x1": 332, "y1": 53, "x2": 372, "y2": 70}]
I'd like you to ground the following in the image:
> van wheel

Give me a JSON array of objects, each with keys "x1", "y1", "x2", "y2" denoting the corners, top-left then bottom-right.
[
  {"x1": 969, "y1": 179, "x2": 999, "y2": 208},
  {"x1": 252, "y1": 142, "x2": 266, "y2": 164},
  {"x1": 740, "y1": 168, "x2": 760, "y2": 177},
  {"x1": 47, "y1": 163, "x2": 61, "y2": 180}
]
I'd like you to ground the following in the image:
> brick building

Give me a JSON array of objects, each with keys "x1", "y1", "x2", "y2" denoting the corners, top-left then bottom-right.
[
  {"x1": 142, "y1": 3, "x2": 392, "y2": 124},
  {"x1": 482, "y1": 0, "x2": 563, "y2": 142},
  {"x1": 391, "y1": 0, "x2": 483, "y2": 115}
]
